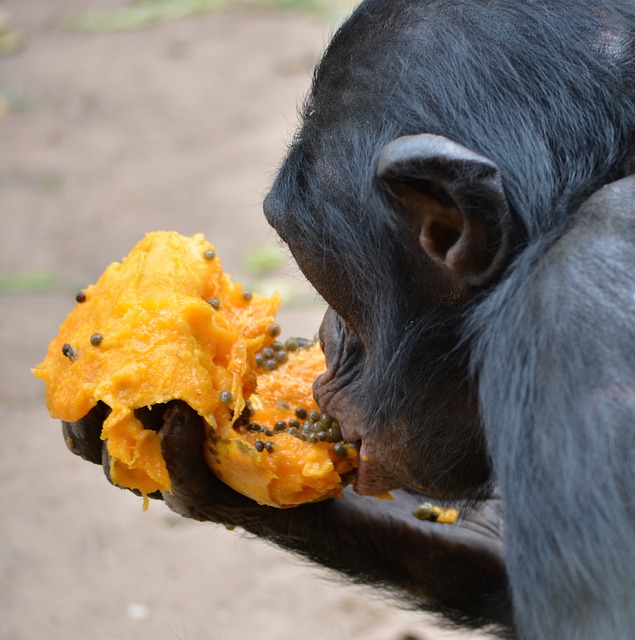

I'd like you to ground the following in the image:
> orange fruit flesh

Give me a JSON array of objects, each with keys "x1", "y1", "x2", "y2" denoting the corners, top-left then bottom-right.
[
  {"x1": 32, "y1": 231, "x2": 357, "y2": 507},
  {"x1": 207, "y1": 344, "x2": 358, "y2": 507}
]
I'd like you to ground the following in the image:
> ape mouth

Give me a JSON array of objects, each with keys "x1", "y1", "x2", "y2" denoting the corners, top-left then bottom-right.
[
  {"x1": 312, "y1": 382, "x2": 362, "y2": 445},
  {"x1": 311, "y1": 385, "x2": 373, "y2": 487},
  {"x1": 312, "y1": 374, "x2": 396, "y2": 493}
]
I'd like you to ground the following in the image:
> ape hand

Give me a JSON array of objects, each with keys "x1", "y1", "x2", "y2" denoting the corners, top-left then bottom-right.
[
  {"x1": 61, "y1": 401, "x2": 269, "y2": 522},
  {"x1": 62, "y1": 402, "x2": 510, "y2": 632}
]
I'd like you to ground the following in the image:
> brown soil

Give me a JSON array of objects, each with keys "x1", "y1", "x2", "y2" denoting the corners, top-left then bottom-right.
[{"x1": 0, "y1": 2, "x2": 494, "y2": 638}]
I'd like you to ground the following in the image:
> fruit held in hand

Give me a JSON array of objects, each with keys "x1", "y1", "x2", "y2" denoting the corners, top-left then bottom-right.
[{"x1": 33, "y1": 232, "x2": 357, "y2": 507}]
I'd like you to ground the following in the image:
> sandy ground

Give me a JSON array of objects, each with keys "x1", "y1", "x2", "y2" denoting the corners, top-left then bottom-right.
[{"x1": 0, "y1": 3, "x2": 496, "y2": 639}]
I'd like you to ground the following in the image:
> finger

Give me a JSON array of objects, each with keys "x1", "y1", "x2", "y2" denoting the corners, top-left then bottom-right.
[
  {"x1": 159, "y1": 401, "x2": 260, "y2": 523},
  {"x1": 416, "y1": 498, "x2": 507, "y2": 614},
  {"x1": 159, "y1": 401, "x2": 212, "y2": 496},
  {"x1": 414, "y1": 494, "x2": 505, "y2": 587},
  {"x1": 159, "y1": 401, "x2": 230, "y2": 518},
  {"x1": 61, "y1": 401, "x2": 110, "y2": 464}
]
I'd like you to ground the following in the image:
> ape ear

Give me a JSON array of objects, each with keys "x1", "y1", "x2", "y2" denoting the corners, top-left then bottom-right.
[{"x1": 377, "y1": 134, "x2": 514, "y2": 286}]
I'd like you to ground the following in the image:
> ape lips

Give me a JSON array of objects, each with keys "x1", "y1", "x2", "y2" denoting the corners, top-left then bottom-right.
[{"x1": 32, "y1": 231, "x2": 358, "y2": 508}]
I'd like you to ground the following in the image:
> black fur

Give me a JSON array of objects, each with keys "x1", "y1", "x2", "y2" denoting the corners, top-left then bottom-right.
[
  {"x1": 264, "y1": 1, "x2": 635, "y2": 637},
  {"x1": 470, "y1": 177, "x2": 635, "y2": 636}
]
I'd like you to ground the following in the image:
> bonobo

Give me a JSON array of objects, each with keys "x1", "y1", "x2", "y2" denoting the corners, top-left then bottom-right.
[{"x1": 65, "y1": 1, "x2": 635, "y2": 638}]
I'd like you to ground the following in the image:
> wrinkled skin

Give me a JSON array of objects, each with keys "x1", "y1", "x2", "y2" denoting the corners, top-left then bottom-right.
[{"x1": 313, "y1": 305, "x2": 488, "y2": 499}]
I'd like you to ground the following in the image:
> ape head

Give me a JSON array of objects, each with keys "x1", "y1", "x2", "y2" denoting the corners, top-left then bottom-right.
[{"x1": 264, "y1": 0, "x2": 635, "y2": 499}]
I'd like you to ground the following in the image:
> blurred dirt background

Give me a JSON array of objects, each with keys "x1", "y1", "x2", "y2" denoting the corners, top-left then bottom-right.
[{"x1": 0, "y1": 2, "x2": 495, "y2": 639}]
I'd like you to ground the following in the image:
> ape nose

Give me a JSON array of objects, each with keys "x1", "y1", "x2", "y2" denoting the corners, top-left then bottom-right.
[
  {"x1": 263, "y1": 190, "x2": 283, "y2": 229},
  {"x1": 318, "y1": 307, "x2": 339, "y2": 363}
]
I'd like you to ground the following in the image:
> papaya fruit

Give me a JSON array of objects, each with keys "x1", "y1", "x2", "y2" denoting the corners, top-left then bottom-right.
[
  {"x1": 413, "y1": 502, "x2": 460, "y2": 525},
  {"x1": 33, "y1": 231, "x2": 358, "y2": 508}
]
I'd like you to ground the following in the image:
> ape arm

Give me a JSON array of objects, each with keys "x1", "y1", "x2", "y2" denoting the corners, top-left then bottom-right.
[
  {"x1": 63, "y1": 401, "x2": 511, "y2": 634},
  {"x1": 474, "y1": 176, "x2": 635, "y2": 639}
]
